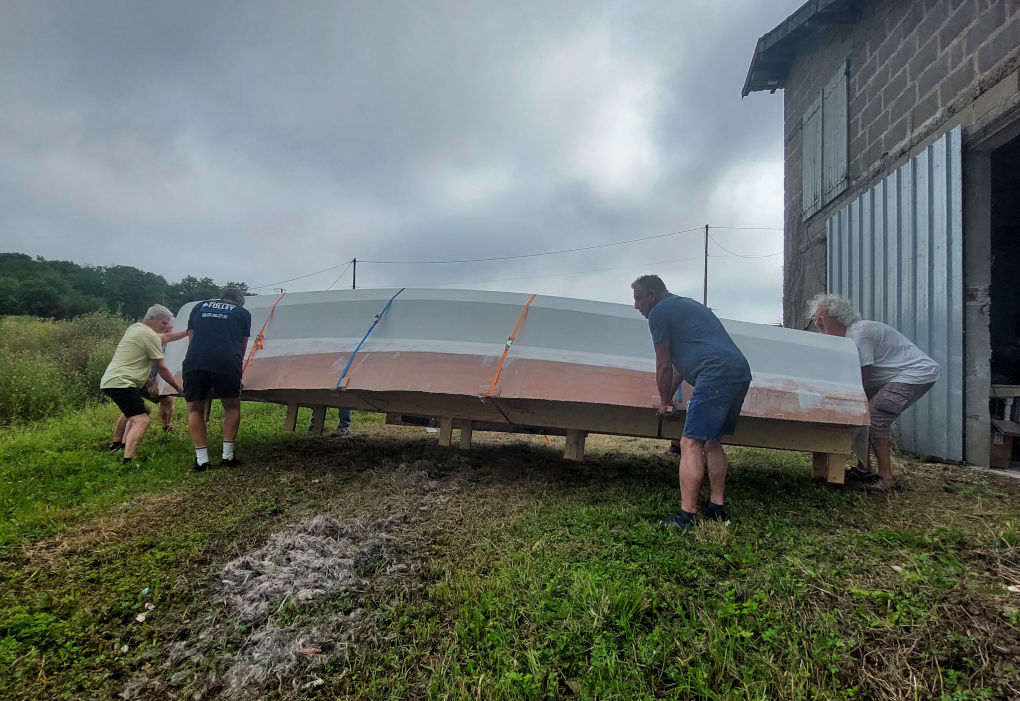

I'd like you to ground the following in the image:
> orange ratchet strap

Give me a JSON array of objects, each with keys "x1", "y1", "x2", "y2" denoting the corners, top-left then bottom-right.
[
  {"x1": 486, "y1": 293, "x2": 536, "y2": 398},
  {"x1": 242, "y1": 290, "x2": 286, "y2": 373}
]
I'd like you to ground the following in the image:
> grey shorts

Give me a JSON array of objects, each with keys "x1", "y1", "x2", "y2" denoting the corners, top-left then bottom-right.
[{"x1": 866, "y1": 381, "x2": 935, "y2": 439}]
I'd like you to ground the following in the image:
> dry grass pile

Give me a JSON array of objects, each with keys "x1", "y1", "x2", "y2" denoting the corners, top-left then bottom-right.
[{"x1": 121, "y1": 514, "x2": 412, "y2": 700}]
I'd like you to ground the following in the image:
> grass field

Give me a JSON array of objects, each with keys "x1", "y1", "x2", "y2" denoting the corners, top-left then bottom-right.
[{"x1": 1, "y1": 400, "x2": 1019, "y2": 700}]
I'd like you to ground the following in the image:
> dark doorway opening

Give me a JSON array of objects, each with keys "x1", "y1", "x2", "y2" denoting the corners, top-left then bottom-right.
[{"x1": 990, "y1": 133, "x2": 1020, "y2": 390}]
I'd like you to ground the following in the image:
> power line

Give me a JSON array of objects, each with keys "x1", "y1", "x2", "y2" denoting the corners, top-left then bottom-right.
[
  {"x1": 708, "y1": 233, "x2": 781, "y2": 259},
  {"x1": 249, "y1": 260, "x2": 353, "y2": 291},
  {"x1": 246, "y1": 222, "x2": 783, "y2": 290},
  {"x1": 359, "y1": 226, "x2": 704, "y2": 264},
  {"x1": 373, "y1": 254, "x2": 708, "y2": 288},
  {"x1": 326, "y1": 262, "x2": 354, "y2": 290}
]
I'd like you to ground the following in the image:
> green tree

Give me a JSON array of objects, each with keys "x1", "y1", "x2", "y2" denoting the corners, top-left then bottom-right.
[
  {"x1": 99, "y1": 266, "x2": 168, "y2": 319},
  {"x1": 164, "y1": 276, "x2": 222, "y2": 312}
]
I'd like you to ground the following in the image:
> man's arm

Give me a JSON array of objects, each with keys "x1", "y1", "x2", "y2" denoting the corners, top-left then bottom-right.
[
  {"x1": 861, "y1": 364, "x2": 873, "y2": 388},
  {"x1": 152, "y1": 359, "x2": 183, "y2": 394},
  {"x1": 161, "y1": 330, "x2": 189, "y2": 345},
  {"x1": 654, "y1": 341, "x2": 677, "y2": 415}
]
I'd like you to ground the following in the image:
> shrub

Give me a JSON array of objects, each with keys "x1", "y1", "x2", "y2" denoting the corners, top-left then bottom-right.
[
  {"x1": 0, "y1": 352, "x2": 75, "y2": 425},
  {"x1": 0, "y1": 313, "x2": 129, "y2": 424}
]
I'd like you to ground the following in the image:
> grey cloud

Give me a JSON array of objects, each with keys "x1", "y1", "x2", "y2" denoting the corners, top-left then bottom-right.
[{"x1": 0, "y1": 0, "x2": 803, "y2": 322}]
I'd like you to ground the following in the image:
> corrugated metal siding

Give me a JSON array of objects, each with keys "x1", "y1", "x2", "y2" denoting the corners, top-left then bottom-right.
[{"x1": 826, "y1": 126, "x2": 963, "y2": 460}]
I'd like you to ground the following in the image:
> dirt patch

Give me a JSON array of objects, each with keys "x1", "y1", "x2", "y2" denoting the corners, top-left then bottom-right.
[
  {"x1": 120, "y1": 513, "x2": 411, "y2": 700},
  {"x1": 118, "y1": 454, "x2": 490, "y2": 700}
]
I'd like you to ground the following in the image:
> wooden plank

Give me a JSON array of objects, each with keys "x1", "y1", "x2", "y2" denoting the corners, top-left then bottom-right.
[
  {"x1": 565, "y1": 429, "x2": 585, "y2": 461},
  {"x1": 247, "y1": 389, "x2": 859, "y2": 465},
  {"x1": 309, "y1": 405, "x2": 326, "y2": 435},
  {"x1": 459, "y1": 421, "x2": 473, "y2": 450},
  {"x1": 284, "y1": 402, "x2": 298, "y2": 432},
  {"x1": 438, "y1": 417, "x2": 454, "y2": 447},
  {"x1": 812, "y1": 452, "x2": 845, "y2": 484}
]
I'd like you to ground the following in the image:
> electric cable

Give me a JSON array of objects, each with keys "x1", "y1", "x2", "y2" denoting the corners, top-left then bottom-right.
[{"x1": 326, "y1": 262, "x2": 354, "y2": 290}]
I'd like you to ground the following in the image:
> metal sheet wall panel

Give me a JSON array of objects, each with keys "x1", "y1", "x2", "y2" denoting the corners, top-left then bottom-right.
[{"x1": 826, "y1": 126, "x2": 963, "y2": 460}]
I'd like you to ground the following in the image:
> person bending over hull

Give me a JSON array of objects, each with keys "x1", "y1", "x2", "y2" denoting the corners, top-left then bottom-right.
[
  {"x1": 808, "y1": 293, "x2": 940, "y2": 492},
  {"x1": 632, "y1": 275, "x2": 751, "y2": 531}
]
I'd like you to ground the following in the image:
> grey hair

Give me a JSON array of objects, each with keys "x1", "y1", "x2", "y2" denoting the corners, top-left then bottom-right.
[
  {"x1": 220, "y1": 288, "x2": 245, "y2": 306},
  {"x1": 143, "y1": 304, "x2": 174, "y2": 321},
  {"x1": 807, "y1": 293, "x2": 860, "y2": 326}
]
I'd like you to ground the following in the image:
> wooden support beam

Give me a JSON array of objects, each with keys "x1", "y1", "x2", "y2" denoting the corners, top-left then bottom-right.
[
  {"x1": 458, "y1": 421, "x2": 473, "y2": 450},
  {"x1": 564, "y1": 429, "x2": 586, "y2": 461},
  {"x1": 310, "y1": 405, "x2": 326, "y2": 435},
  {"x1": 284, "y1": 402, "x2": 298, "y2": 432},
  {"x1": 812, "y1": 452, "x2": 845, "y2": 484},
  {"x1": 438, "y1": 417, "x2": 454, "y2": 447}
]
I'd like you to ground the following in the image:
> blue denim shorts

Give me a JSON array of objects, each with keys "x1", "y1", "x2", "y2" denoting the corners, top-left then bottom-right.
[{"x1": 682, "y1": 380, "x2": 750, "y2": 441}]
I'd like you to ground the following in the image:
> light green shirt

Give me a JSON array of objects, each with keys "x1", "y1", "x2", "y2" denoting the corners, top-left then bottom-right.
[{"x1": 100, "y1": 322, "x2": 164, "y2": 389}]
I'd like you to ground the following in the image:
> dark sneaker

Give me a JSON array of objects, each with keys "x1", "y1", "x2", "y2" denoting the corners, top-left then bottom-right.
[
  {"x1": 161, "y1": 426, "x2": 178, "y2": 434},
  {"x1": 702, "y1": 502, "x2": 728, "y2": 523},
  {"x1": 661, "y1": 510, "x2": 697, "y2": 531},
  {"x1": 861, "y1": 479, "x2": 900, "y2": 493},
  {"x1": 193, "y1": 461, "x2": 211, "y2": 473},
  {"x1": 106, "y1": 441, "x2": 125, "y2": 451},
  {"x1": 330, "y1": 428, "x2": 351, "y2": 437},
  {"x1": 845, "y1": 466, "x2": 880, "y2": 482},
  {"x1": 219, "y1": 457, "x2": 242, "y2": 468}
]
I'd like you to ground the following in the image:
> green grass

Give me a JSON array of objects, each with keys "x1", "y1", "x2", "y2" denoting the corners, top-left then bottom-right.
[{"x1": 0, "y1": 403, "x2": 1018, "y2": 700}]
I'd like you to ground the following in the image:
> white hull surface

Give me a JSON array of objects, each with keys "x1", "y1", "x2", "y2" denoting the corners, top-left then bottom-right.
[{"x1": 164, "y1": 288, "x2": 868, "y2": 466}]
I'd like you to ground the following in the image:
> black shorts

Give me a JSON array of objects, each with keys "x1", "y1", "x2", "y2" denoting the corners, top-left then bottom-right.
[
  {"x1": 102, "y1": 387, "x2": 149, "y2": 418},
  {"x1": 183, "y1": 369, "x2": 242, "y2": 403}
]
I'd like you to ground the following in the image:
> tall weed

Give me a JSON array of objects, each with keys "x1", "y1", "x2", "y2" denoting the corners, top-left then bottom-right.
[
  {"x1": 0, "y1": 353, "x2": 75, "y2": 424},
  {"x1": 0, "y1": 312, "x2": 128, "y2": 424}
]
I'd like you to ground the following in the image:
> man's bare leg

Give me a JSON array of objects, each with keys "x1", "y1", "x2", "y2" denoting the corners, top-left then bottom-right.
[
  {"x1": 159, "y1": 396, "x2": 174, "y2": 428},
  {"x1": 113, "y1": 414, "x2": 127, "y2": 443},
  {"x1": 704, "y1": 440, "x2": 728, "y2": 506},
  {"x1": 187, "y1": 401, "x2": 208, "y2": 449},
  {"x1": 678, "y1": 436, "x2": 707, "y2": 513},
  {"x1": 872, "y1": 436, "x2": 894, "y2": 485},
  {"x1": 221, "y1": 398, "x2": 240, "y2": 442},
  {"x1": 123, "y1": 413, "x2": 150, "y2": 459}
]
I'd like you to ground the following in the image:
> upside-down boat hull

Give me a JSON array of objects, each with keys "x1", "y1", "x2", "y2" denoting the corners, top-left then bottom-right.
[{"x1": 163, "y1": 288, "x2": 868, "y2": 464}]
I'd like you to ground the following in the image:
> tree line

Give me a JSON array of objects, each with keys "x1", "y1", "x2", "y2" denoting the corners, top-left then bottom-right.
[{"x1": 0, "y1": 252, "x2": 252, "y2": 320}]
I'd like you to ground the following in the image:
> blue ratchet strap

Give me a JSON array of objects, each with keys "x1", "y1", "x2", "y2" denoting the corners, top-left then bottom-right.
[{"x1": 336, "y1": 288, "x2": 406, "y2": 387}]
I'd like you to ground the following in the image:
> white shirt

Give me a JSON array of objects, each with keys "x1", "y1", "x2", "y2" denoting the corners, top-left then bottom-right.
[{"x1": 845, "y1": 320, "x2": 942, "y2": 386}]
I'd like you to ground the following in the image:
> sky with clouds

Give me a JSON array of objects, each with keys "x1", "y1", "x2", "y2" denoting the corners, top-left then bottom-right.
[{"x1": 0, "y1": 0, "x2": 804, "y2": 324}]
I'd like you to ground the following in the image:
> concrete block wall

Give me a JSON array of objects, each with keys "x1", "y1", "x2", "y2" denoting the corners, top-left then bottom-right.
[{"x1": 779, "y1": 0, "x2": 1020, "y2": 328}]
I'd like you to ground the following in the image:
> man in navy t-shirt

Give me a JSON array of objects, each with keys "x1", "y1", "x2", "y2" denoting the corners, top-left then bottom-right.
[
  {"x1": 632, "y1": 274, "x2": 751, "y2": 531},
  {"x1": 183, "y1": 288, "x2": 252, "y2": 472}
]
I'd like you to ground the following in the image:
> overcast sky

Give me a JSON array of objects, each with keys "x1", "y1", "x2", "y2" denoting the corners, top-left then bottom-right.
[{"x1": 0, "y1": 1, "x2": 803, "y2": 324}]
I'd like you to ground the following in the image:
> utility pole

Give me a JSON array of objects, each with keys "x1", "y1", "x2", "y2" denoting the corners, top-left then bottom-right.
[
  {"x1": 352, "y1": 258, "x2": 356, "y2": 290},
  {"x1": 703, "y1": 224, "x2": 709, "y2": 306}
]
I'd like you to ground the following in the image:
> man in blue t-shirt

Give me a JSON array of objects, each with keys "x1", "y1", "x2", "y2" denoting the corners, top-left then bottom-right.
[
  {"x1": 632, "y1": 274, "x2": 751, "y2": 531},
  {"x1": 183, "y1": 288, "x2": 252, "y2": 472}
]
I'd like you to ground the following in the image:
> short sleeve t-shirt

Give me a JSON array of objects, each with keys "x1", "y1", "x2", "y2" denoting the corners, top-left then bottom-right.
[
  {"x1": 845, "y1": 320, "x2": 941, "y2": 386},
  {"x1": 648, "y1": 295, "x2": 751, "y2": 386},
  {"x1": 100, "y1": 322, "x2": 164, "y2": 389},
  {"x1": 183, "y1": 299, "x2": 252, "y2": 376}
]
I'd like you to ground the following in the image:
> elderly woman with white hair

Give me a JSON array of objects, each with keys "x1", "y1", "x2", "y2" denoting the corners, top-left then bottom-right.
[{"x1": 807, "y1": 294, "x2": 941, "y2": 491}]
